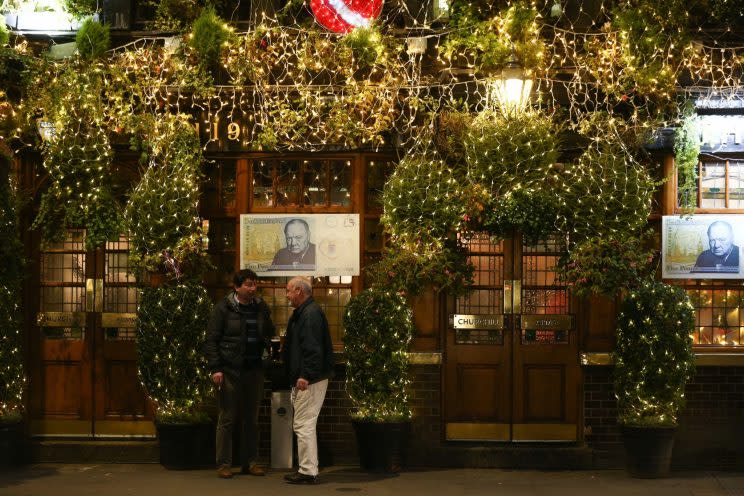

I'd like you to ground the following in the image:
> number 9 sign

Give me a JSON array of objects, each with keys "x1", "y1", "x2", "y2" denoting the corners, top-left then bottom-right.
[{"x1": 310, "y1": 0, "x2": 383, "y2": 34}]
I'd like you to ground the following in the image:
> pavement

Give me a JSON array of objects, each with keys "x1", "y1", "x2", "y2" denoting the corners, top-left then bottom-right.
[{"x1": 1, "y1": 464, "x2": 744, "y2": 496}]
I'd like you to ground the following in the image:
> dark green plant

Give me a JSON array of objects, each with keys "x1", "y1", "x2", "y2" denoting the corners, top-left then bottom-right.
[
  {"x1": 343, "y1": 287, "x2": 413, "y2": 422},
  {"x1": 189, "y1": 6, "x2": 229, "y2": 71},
  {"x1": 382, "y1": 153, "x2": 468, "y2": 247},
  {"x1": 142, "y1": 0, "x2": 202, "y2": 31},
  {"x1": 340, "y1": 26, "x2": 385, "y2": 68},
  {"x1": 613, "y1": 280, "x2": 695, "y2": 426},
  {"x1": 0, "y1": 152, "x2": 25, "y2": 422},
  {"x1": 31, "y1": 61, "x2": 122, "y2": 250},
  {"x1": 465, "y1": 110, "x2": 562, "y2": 196},
  {"x1": 557, "y1": 232, "x2": 655, "y2": 298},
  {"x1": 64, "y1": 0, "x2": 99, "y2": 18},
  {"x1": 125, "y1": 114, "x2": 210, "y2": 281},
  {"x1": 76, "y1": 18, "x2": 110, "y2": 60},
  {"x1": 481, "y1": 188, "x2": 559, "y2": 244},
  {"x1": 137, "y1": 282, "x2": 212, "y2": 423},
  {"x1": 674, "y1": 107, "x2": 700, "y2": 214},
  {"x1": 441, "y1": 1, "x2": 545, "y2": 74},
  {"x1": 366, "y1": 242, "x2": 474, "y2": 298},
  {"x1": 0, "y1": 21, "x2": 8, "y2": 46}
]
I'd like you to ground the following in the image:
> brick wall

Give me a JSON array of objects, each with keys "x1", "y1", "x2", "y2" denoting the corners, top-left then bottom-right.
[{"x1": 584, "y1": 365, "x2": 744, "y2": 470}]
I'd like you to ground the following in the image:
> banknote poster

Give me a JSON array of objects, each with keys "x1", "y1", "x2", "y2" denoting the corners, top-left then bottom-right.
[
  {"x1": 240, "y1": 214, "x2": 360, "y2": 276},
  {"x1": 662, "y1": 215, "x2": 744, "y2": 279}
]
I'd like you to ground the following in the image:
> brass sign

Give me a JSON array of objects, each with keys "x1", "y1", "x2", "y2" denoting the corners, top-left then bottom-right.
[
  {"x1": 521, "y1": 314, "x2": 573, "y2": 331},
  {"x1": 101, "y1": 313, "x2": 137, "y2": 328},
  {"x1": 36, "y1": 312, "x2": 86, "y2": 327},
  {"x1": 452, "y1": 314, "x2": 504, "y2": 330}
]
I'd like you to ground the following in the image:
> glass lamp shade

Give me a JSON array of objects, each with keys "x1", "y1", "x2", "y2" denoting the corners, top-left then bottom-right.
[{"x1": 487, "y1": 62, "x2": 533, "y2": 114}]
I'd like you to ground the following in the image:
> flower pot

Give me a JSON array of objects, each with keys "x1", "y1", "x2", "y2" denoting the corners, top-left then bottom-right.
[
  {"x1": 621, "y1": 425, "x2": 676, "y2": 478},
  {"x1": 0, "y1": 420, "x2": 25, "y2": 466},
  {"x1": 156, "y1": 422, "x2": 215, "y2": 470},
  {"x1": 351, "y1": 420, "x2": 410, "y2": 473}
]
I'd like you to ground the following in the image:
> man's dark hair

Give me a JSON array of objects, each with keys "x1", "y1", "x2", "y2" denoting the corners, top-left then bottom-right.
[
  {"x1": 284, "y1": 218, "x2": 310, "y2": 235},
  {"x1": 233, "y1": 269, "x2": 258, "y2": 288}
]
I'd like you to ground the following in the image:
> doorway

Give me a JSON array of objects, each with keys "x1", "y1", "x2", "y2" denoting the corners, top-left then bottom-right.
[
  {"x1": 444, "y1": 233, "x2": 580, "y2": 442},
  {"x1": 28, "y1": 230, "x2": 154, "y2": 437}
]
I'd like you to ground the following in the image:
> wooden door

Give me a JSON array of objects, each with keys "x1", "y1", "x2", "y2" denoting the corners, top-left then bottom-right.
[
  {"x1": 444, "y1": 233, "x2": 580, "y2": 442},
  {"x1": 29, "y1": 230, "x2": 154, "y2": 437}
]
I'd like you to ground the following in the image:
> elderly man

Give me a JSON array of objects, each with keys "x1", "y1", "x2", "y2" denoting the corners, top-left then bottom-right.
[
  {"x1": 692, "y1": 220, "x2": 740, "y2": 273},
  {"x1": 270, "y1": 219, "x2": 316, "y2": 270},
  {"x1": 282, "y1": 276, "x2": 334, "y2": 484}
]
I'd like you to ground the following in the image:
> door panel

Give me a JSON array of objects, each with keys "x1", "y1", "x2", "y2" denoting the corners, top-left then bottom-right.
[
  {"x1": 30, "y1": 230, "x2": 154, "y2": 437},
  {"x1": 445, "y1": 233, "x2": 580, "y2": 442}
]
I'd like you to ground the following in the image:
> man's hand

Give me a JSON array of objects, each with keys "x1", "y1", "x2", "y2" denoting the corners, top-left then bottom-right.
[
  {"x1": 296, "y1": 377, "x2": 309, "y2": 391},
  {"x1": 212, "y1": 372, "x2": 224, "y2": 388}
]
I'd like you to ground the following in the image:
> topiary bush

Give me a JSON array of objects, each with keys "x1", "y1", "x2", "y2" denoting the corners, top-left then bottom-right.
[
  {"x1": 188, "y1": 7, "x2": 230, "y2": 71},
  {"x1": 613, "y1": 280, "x2": 695, "y2": 427},
  {"x1": 343, "y1": 287, "x2": 413, "y2": 422},
  {"x1": 136, "y1": 282, "x2": 213, "y2": 423},
  {"x1": 76, "y1": 18, "x2": 110, "y2": 60}
]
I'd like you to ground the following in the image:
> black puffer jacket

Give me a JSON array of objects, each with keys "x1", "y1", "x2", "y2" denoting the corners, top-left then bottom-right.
[
  {"x1": 282, "y1": 297, "x2": 334, "y2": 386},
  {"x1": 204, "y1": 292, "x2": 276, "y2": 377}
]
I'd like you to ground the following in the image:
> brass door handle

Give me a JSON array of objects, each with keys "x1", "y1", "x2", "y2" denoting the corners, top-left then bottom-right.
[
  {"x1": 86, "y1": 278, "x2": 103, "y2": 312},
  {"x1": 504, "y1": 279, "x2": 521, "y2": 315}
]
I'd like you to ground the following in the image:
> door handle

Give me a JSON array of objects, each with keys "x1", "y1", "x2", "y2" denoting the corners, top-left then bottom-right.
[
  {"x1": 503, "y1": 279, "x2": 521, "y2": 314},
  {"x1": 86, "y1": 278, "x2": 104, "y2": 312}
]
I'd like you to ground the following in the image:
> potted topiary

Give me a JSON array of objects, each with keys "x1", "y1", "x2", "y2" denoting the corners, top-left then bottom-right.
[
  {"x1": 343, "y1": 287, "x2": 413, "y2": 472},
  {"x1": 613, "y1": 279, "x2": 696, "y2": 478},
  {"x1": 0, "y1": 151, "x2": 26, "y2": 466}
]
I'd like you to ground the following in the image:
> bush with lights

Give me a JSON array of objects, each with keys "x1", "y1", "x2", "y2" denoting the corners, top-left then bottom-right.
[
  {"x1": 343, "y1": 287, "x2": 413, "y2": 422},
  {"x1": 613, "y1": 280, "x2": 695, "y2": 427},
  {"x1": 0, "y1": 151, "x2": 25, "y2": 424},
  {"x1": 136, "y1": 282, "x2": 213, "y2": 423}
]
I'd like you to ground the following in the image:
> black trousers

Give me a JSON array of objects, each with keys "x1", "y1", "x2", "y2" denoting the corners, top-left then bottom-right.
[{"x1": 215, "y1": 368, "x2": 264, "y2": 468}]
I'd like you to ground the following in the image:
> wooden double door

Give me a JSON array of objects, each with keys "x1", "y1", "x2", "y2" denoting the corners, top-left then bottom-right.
[
  {"x1": 444, "y1": 234, "x2": 580, "y2": 442},
  {"x1": 28, "y1": 230, "x2": 154, "y2": 437}
]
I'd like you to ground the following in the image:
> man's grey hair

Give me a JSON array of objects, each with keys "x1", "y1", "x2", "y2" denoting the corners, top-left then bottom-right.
[{"x1": 289, "y1": 276, "x2": 312, "y2": 295}]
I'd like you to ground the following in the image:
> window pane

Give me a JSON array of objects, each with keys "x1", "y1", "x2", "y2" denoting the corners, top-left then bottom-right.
[
  {"x1": 222, "y1": 161, "x2": 236, "y2": 210},
  {"x1": 253, "y1": 160, "x2": 274, "y2": 207},
  {"x1": 302, "y1": 159, "x2": 327, "y2": 206},
  {"x1": 729, "y1": 161, "x2": 744, "y2": 209},
  {"x1": 364, "y1": 218, "x2": 384, "y2": 251},
  {"x1": 330, "y1": 159, "x2": 352, "y2": 206},
  {"x1": 687, "y1": 286, "x2": 744, "y2": 346},
  {"x1": 700, "y1": 163, "x2": 726, "y2": 209},
  {"x1": 276, "y1": 160, "x2": 300, "y2": 206}
]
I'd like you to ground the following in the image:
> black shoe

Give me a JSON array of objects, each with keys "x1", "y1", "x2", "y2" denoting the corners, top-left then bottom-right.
[{"x1": 284, "y1": 472, "x2": 318, "y2": 484}]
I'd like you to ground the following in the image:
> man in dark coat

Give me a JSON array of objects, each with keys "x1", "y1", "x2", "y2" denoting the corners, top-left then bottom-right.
[
  {"x1": 204, "y1": 269, "x2": 275, "y2": 479},
  {"x1": 281, "y1": 276, "x2": 334, "y2": 485}
]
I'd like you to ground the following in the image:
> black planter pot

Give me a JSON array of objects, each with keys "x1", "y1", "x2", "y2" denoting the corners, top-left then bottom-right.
[
  {"x1": 0, "y1": 421, "x2": 24, "y2": 466},
  {"x1": 157, "y1": 422, "x2": 215, "y2": 470},
  {"x1": 621, "y1": 425, "x2": 676, "y2": 478},
  {"x1": 352, "y1": 420, "x2": 410, "y2": 473}
]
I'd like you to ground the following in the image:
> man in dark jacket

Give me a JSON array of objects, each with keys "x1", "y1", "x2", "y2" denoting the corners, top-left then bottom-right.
[
  {"x1": 282, "y1": 276, "x2": 333, "y2": 485},
  {"x1": 204, "y1": 269, "x2": 275, "y2": 479}
]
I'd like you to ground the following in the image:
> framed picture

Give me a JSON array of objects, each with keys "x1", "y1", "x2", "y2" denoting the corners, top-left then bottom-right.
[
  {"x1": 662, "y1": 215, "x2": 743, "y2": 279},
  {"x1": 239, "y1": 214, "x2": 360, "y2": 277}
]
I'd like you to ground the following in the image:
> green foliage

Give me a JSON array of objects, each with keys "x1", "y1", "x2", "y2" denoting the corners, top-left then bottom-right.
[
  {"x1": 0, "y1": 152, "x2": 26, "y2": 421},
  {"x1": 142, "y1": 0, "x2": 202, "y2": 31},
  {"x1": 613, "y1": 280, "x2": 695, "y2": 426},
  {"x1": 30, "y1": 61, "x2": 122, "y2": 250},
  {"x1": 366, "y1": 242, "x2": 474, "y2": 297},
  {"x1": 136, "y1": 282, "x2": 212, "y2": 423},
  {"x1": 481, "y1": 188, "x2": 559, "y2": 244},
  {"x1": 433, "y1": 109, "x2": 472, "y2": 165},
  {"x1": 340, "y1": 26, "x2": 385, "y2": 68},
  {"x1": 125, "y1": 114, "x2": 209, "y2": 281},
  {"x1": 343, "y1": 287, "x2": 413, "y2": 422},
  {"x1": 441, "y1": 1, "x2": 545, "y2": 74},
  {"x1": 674, "y1": 108, "x2": 700, "y2": 214},
  {"x1": 0, "y1": 21, "x2": 8, "y2": 46},
  {"x1": 557, "y1": 136, "x2": 659, "y2": 244},
  {"x1": 64, "y1": 0, "x2": 98, "y2": 18},
  {"x1": 382, "y1": 153, "x2": 467, "y2": 246},
  {"x1": 465, "y1": 110, "x2": 562, "y2": 196},
  {"x1": 189, "y1": 7, "x2": 229, "y2": 70},
  {"x1": 76, "y1": 18, "x2": 110, "y2": 60},
  {"x1": 0, "y1": 44, "x2": 36, "y2": 104},
  {"x1": 557, "y1": 232, "x2": 655, "y2": 298}
]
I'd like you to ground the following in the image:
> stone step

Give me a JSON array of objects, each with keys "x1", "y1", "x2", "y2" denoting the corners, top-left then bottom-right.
[{"x1": 28, "y1": 440, "x2": 160, "y2": 464}]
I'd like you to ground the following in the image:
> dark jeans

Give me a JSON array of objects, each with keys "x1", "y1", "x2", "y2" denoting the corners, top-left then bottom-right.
[{"x1": 215, "y1": 368, "x2": 265, "y2": 468}]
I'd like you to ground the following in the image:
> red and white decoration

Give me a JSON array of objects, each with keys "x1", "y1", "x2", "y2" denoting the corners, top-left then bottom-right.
[{"x1": 310, "y1": 0, "x2": 383, "y2": 34}]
